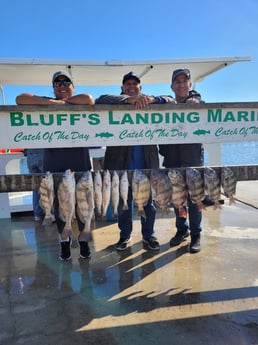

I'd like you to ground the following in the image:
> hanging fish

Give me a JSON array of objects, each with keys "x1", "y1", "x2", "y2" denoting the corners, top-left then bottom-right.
[
  {"x1": 94, "y1": 170, "x2": 102, "y2": 218},
  {"x1": 204, "y1": 167, "x2": 222, "y2": 209},
  {"x1": 132, "y1": 169, "x2": 151, "y2": 218},
  {"x1": 39, "y1": 171, "x2": 54, "y2": 226},
  {"x1": 186, "y1": 168, "x2": 206, "y2": 211},
  {"x1": 102, "y1": 169, "x2": 111, "y2": 218},
  {"x1": 120, "y1": 170, "x2": 129, "y2": 211},
  {"x1": 57, "y1": 169, "x2": 76, "y2": 239},
  {"x1": 150, "y1": 169, "x2": 172, "y2": 214},
  {"x1": 111, "y1": 170, "x2": 120, "y2": 217},
  {"x1": 76, "y1": 171, "x2": 95, "y2": 241},
  {"x1": 221, "y1": 166, "x2": 237, "y2": 204},
  {"x1": 168, "y1": 169, "x2": 188, "y2": 217}
]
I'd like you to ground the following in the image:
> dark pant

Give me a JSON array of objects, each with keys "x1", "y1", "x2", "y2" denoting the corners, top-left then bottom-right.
[
  {"x1": 174, "y1": 194, "x2": 202, "y2": 235},
  {"x1": 118, "y1": 186, "x2": 156, "y2": 239}
]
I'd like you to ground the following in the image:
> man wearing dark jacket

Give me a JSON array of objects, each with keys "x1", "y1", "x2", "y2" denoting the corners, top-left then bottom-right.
[
  {"x1": 159, "y1": 68, "x2": 204, "y2": 253},
  {"x1": 95, "y1": 72, "x2": 168, "y2": 251}
]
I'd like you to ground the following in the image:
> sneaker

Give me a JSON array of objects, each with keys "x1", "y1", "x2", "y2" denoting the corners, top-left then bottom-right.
[
  {"x1": 59, "y1": 237, "x2": 72, "y2": 261},
  {"x1": 142, "y1": 236, "x2": 160, "y2": 251},
  {"x1": 189, "y1": 234, "x2": 201, "y2": 253},
  {"x1": 79, "y1": 240, "x2": 91, "y2": 259},
  {"x1": 34, "y1": 216, "x2": 42, "y2": 221},
  {"x1": 115, "y1": 237, "x2": 131, "y2": 251},
  {"x1": 170, "y1": 228, "x2": 190, "y2": 247}
]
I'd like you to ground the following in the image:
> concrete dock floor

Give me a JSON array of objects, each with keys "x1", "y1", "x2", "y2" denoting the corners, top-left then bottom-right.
[{"x1": 0, "y1": 181, "x2": 258, "y2": 345}]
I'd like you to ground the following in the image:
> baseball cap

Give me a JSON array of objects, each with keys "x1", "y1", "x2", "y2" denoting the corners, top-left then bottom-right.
[
  {"x1": 172, "y1": 68, "x2": 191, "y2": 83},
  {"x1": 122, "y1": 71, "x2": 141, "y2": 84},
  {"x1": 52, "y1": 70, "x2": 73, "y2": 84}
]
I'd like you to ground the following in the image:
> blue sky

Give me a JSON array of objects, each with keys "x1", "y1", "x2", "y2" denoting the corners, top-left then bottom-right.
[{"x1": 1, "y1": 0, "x2": 258, "y2": 104}]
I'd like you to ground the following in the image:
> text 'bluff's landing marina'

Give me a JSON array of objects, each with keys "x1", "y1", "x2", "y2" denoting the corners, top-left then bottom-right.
[
  {"x1": 10, "y1": 108, "x2": 258, "y2": 126},
  {"x1": 4, "y1": 106, "x2": 258, "y2": 146}
]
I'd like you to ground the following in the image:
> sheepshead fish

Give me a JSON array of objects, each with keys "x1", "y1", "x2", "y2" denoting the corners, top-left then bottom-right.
[
  {"x1": 76, "y1": 171, "x2": 95, "y2": 241},
  {"x1": 221, "y1": 167, "x2": 237, "y2": 204},
  {"x1": 150, "y1": 169, "x2": 172, "y2": 214},
  {"x1": 57, "y1": 169, "x2": 76, "y2": 239},
  {"x1": 39, "y1": 171, "x2": 54, "y2": 226},
  {"x1": 204, "y1": 167, "x2": 222, "y2": 209},
  {"x1": 168, "y1": 169, "x2": 188, "y2": 217},
  {"x1": 111, "y1": 170, "x2": 120, "y2": 217},
  {"x1": 132, "y1": 169, "x2": 151, "y2": 218},
  {"x1": 186, "y1": 168, "x2": 206, "y2": 210},
  {"x1": 102, "y1": 170, "x2": 111, "y2": 218},
  {"x1": 120, "y1": 170, "x2": 129, "y2": 211},
  {"x1": 94, "y1": 170, "x2": 102, "y2": 218}
]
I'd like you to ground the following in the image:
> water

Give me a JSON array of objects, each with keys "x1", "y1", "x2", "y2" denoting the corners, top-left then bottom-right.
[
  {"x1": 204, "y1": 141, "x2": 258, "y2": 166},
  {"x1": 222, "y1": 141, "x2": 258, "y2": 165}
]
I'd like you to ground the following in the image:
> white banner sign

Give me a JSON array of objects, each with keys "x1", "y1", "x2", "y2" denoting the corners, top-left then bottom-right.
[{"x1": 1, "y1": 103, "x2": 258, "y2": 148}]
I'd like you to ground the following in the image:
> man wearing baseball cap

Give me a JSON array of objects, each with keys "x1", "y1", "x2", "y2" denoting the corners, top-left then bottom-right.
[
  {"x1": 16, "y1": 70, "x2": 94, "y2": 261},
  {"x1": 159, "y1": 68, "x2": 204, "y2": 253},
  {"x1": 96, "y1": 71, "x2": 168, "y2": 252},
  {"x1": 96, "y1": 71, "x2": 169, "y2": 109}
]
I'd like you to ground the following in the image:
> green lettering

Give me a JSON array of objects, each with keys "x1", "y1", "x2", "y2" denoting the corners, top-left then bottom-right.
[
  {"x1": 10, "y1": 111, "x2": 24, "y2": 126},
  {"x1": 88, "y1": 113, "x2": 100, "y2": 125},
  {"x1": 39, "y1": 114, "x2": 54, "y2": 125},
  {"x1": 70, "y1": 113, "x2": 81, "y2": 125},
  {"x1": 151, "y1": 113, "x2": 163, "y2": 124},
  {"x1": 121, "y1": 113, "x2": 134, "y2": 124},
  {"x1": 208, "y1": 109, "x2": 222, "y2": 122},
  {"x1": 172, "y1": 112, "x2": 184, "y2": 123},
  {"x1": 108, "y1": 110, "x2": 119, "y2": 124},
  {"x1": 224, "y1": 111, "x2": 236, "y2": 122},
  {"x1": 135, "y1": 113, "x2": 148, "y2": 124},
  {"x1": 56, "y1": 114, "x2": 68, "y2": 125},
  {"x1": 237, "y1": 111, "x2": 249, "y2": 121},
  {"x1": 187, "y1": 112, "x2": 200, "y2": 123}
]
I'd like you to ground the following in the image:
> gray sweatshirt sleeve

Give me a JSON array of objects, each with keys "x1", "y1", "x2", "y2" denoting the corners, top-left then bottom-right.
[
  {"x1": 95, "y1": 94, "x2": 130, "y2": 104},
  {"x1": 158, "y1": 95, "x2": 177, "y2": 103}
]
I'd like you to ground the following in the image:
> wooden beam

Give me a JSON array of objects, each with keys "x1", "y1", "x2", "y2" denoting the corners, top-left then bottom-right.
[{"x1": 0, "y1": 165, "x2": 257, "y2": 193}]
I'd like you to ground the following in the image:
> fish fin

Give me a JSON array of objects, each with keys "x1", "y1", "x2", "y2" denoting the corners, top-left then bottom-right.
[
  {"x1": 81, "y1": 228, "x2": 93, "y2": 242},
  {"x1": 42, "y1": 217, "x2": 52, "y2": 226},
  {"x1": 198, "y1": 203, "x2": 206, "y2": 211},
  {"x1": 137, "y1": 209, "x2": 146, "y2": 219},
  {"x1": 213, "y1": 201, "x2": 223, "y2": 210},
  {"x1": 229, "y1": 197, "x2": 236, "y2": 205},
  {"x1": 113, "y1": 210, "x2": 118, "y2": 217},
  {"x1": 179, "y1": 208, "x2": 187, "y2": 218}
]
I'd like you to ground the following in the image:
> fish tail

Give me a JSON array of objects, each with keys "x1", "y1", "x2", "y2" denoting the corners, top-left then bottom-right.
[
  {"x1": 137, "y1": 209, "x2": 146, "y2": 219},
  {"x1": 81, "y1": 226, "x2": 93, "y2": 242},
  {"x1": 179, "y1": 208, "x2": 187, "y2": 218},
  {"x1": 122, "y1": 203, "x2": 129, "y2": 211},
  {"x1": 42, "y1": 216, "x2": 52, "y2": 226},
  {"x1": 213, "y1": 201, "x2": 222, "y2": 210},
  {"x1": 63, "y1": 227, "x2": 73, "y2": 239},
  {"x1": 198, "y1": 203, "x2": 206, "y2": 211},
  {"x1": 113, "y1": 209, "x2": 118, "y2": 217},
  {"x1": 229, "y1": 197, "x2": 236, "y2": 205}
]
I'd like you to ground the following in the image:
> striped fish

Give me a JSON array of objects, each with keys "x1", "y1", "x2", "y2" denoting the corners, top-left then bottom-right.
[
  {"x1": 132, "y1": 169, "x2": 150, "y2": 218},
  {"x1": 76, "y1": 171, "x2": 94, "y2": 241},
  {"x1": 57, "y1": 169, "x2": 76, "y2": 239},
  {"x1": 39, "y1": 171, "x2": 54, "y2": 226}
]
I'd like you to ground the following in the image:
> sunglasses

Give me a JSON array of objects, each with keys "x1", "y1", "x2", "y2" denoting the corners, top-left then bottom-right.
[{"x1": 53, "y1": 80, "x2": 72, "y2": 87}]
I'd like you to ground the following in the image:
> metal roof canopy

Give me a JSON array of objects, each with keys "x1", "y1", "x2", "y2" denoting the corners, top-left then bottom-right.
[{"x1": 0, "y1": 56, "x2": 251, "y2": 86}]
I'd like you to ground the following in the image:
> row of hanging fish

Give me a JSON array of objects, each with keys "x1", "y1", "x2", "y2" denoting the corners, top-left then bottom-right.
[
  {"x1": 38, "y1": 167, "x2": 237, "y2": 231},
  {"x1": 150, "y1": 166, "x2": 237, "y2": 215},
  {"x1": 38, "y1": 169, "x2": 129, "y2": 239}
]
